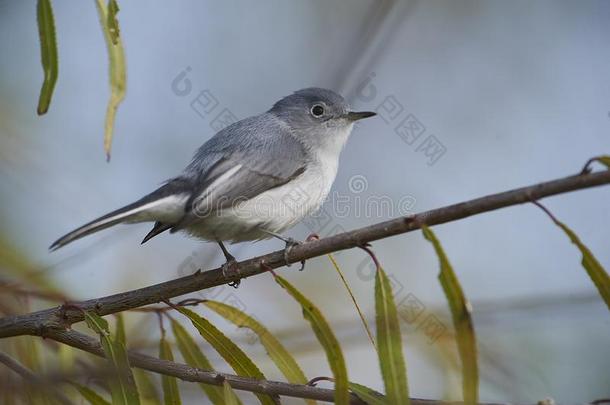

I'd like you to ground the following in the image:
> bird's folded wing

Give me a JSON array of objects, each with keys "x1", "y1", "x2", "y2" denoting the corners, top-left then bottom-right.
[{"x1": 173, "y1": 115, "x2": 309, "y2": 228}]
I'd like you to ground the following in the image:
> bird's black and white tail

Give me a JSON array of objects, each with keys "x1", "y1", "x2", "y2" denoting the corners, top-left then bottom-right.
[{"x1": 49, "y1": 179, "x2": 192, "y2": 250}]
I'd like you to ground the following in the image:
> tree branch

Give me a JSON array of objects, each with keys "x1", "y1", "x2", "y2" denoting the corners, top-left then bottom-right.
[
  {"x1": 0, "y1": 169, "x2": 609, "y2": 339},
  {"x1": 45, "y1": 327, "x2": 511, "y2": 405}
]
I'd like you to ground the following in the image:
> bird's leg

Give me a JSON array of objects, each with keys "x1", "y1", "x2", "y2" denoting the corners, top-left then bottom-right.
[
  {"x1": 262, "y1": 230, "x2": 320, "y2": 271},
  {"x1": 217, "y1": 240, "x2": 240, "y2": 288}
]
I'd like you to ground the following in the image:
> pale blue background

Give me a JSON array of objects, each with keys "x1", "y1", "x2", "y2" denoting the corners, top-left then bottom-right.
[{"x1": 1, "y1": 1, "x2": 609, "y2": 403}]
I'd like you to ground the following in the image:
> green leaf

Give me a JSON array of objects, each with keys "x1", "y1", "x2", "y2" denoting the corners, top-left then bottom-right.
[
  {"x1": 222, "y1": 381, "x2": 240, "y2": 405},
  {"x1": 159, "y1": 335, "x2": 181, "y2": 405},
  {"x1": 171, "y1": 320, "x2": 227, "y2": 405},
  {"x1": 116, "y1": 313, "x2": 126, "y2": 347},
  {"x1": 327, "y1": 254, "x2": 376, "y2": 351},
  {"x1": 133, "y1": 369, "x2": 162, "y2": 405},
  {"x1": 537, "y1": 205, "x2": 610, "y2": 312},
  {"x1": 374, "y1": 267, "x2": 410, "y2": 405},
  {"x1": 348, "y1": 382, "x2": 388, "y2": 405},
  {"x1": 273, "y1": 275, "x2": 349, "y2": 405},
  {"x1": 73, "y1": 384, "x2": 111, "y2": 405},
  {"x1": 84, "y1": 312, "x2": 140, "y2": 405},
  {"x1": 422, "y1": 225, "x2": 478, "y2": 405},
  {"x1": 591, "y1": 155, "x2": 610, "y2": 169},
  {"x1": 175, "y1": 307, "x2": 276, "y2": 405},
  {"x1": 107, "y1": 0, "x2": 120, "y2": 45},
  {"x1": 94, "y1": 0, "x2": 126, "y2": 160},
  {"x1": 36, "y1": 0, "x2": 58, "y2": 115},
  {"x1": 205, "y1": 300, "x2": 315, "y2": 404}
]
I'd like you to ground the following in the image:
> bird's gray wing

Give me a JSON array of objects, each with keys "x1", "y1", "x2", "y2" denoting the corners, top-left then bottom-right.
[{"x1": 172, "y1": 114, "x2": 309, "y2": 229}]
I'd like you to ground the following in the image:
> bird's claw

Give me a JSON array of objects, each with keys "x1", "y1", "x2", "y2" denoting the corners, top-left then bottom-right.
[
  {"x1": 283, "y1": 238, "x2": 307, "y2": 271},
  {"x1": 221, "y1": 259, "x2": 241, "y2": 288}
]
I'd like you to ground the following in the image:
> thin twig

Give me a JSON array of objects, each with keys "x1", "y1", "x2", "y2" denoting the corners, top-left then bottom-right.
[{"x1": 1, "y1": 169, "x2": 609, "y2": 339}]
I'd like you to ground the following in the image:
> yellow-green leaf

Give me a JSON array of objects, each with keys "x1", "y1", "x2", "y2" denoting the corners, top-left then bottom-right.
[
  {"x1": 422, "y1": 226, "x2": 478, "y2": 405},
  {"x1": 116, "y1": 313, "x2": 126, "y2": 346},
  {"x1": 73, "y1": 384, "x2": 111, "y2": 405},
  {"x1": 171, "y1": 320, "x2": 226, "y2": 405},
  {"x1": 327, "y1": 254, "x2": 376, "y2": 351},
  {"x1": 222, "y1": 381, "x2": 240, "y2": 405},
  {"x1": 374, "y1": 267, "x2": 410, "y2": 405},
  {"x1": 537, "y1": 205, "x2": 610, "y2": 312},
  {"x1": 36, "y1": 0, "x2": 58, "y2": 115},
  {"x1": 175, "y1": 307, "x2": 276, "y2": 405},
  {"x1": 84, "y1": 312, "x2": 140, "y2": 405},
  {"x1": 94, "y1": 0, "x2": 126, "y2": 160},
  {"x1": 107, "y1": 0, "x2": 120, "y2": 45},
  {"x1": 273, "y1": 275, "x2": 349, "y2": 405},
  {"x1": 205, "y1": 300, "x2": 315, "y2": 404},
  {"x1": 159, "y1": 335, "x2": 181, "y2": 405},
  {"x1": 134, "y1": 369, "x2": 162, "y2": 405},
  {"x1": 348, "y1": 382, "x2": 387, "y2": 405}
]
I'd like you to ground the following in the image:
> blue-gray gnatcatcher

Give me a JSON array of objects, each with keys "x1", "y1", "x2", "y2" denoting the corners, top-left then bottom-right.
[{"x1": 50, "y1": 88, "x2": 375, "y2": 284}]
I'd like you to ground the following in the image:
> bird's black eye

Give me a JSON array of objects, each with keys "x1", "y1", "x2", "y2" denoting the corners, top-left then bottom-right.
[{"x1": 310, "y1": 104, "x2": 325, "y2": 117}]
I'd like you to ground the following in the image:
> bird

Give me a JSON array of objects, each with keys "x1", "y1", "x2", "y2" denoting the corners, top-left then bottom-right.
[{"x1": 50, "y1": 87, "x2": 376, "y2": 285}]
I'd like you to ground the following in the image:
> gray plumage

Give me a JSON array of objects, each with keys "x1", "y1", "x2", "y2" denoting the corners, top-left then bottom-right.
[{"x1": 50, "y1": 88, "x2": 375, "y2": 251}]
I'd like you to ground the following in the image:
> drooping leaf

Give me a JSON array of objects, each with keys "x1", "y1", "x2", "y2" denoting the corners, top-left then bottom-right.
[
  {"x1": 94, "y1": 0, "x2": 126, "y2": 160},
  {"x1": 159, "y1": 335, "x2": 181, "y2": 405},
  {"x1": 36, "y1": 0, "x2": 58, "y2": 115},
  {"x1": 107, "y1": 0, "x2": 120, "y2": 45},
  {"x1": 374, "y1": 267, "x2": 410, "y2": 405},
  {"x1": 73, "y1": 384, "x2": 111, "y2": 405},
  {"x1": 222, "y1": 381, "x2": 241, "y2": 405},
  {"x1": 171, "y1": 320, "x2": 226, "y2": 405},
  {"x1": 348, "y1": 382, "x2": 387, "y2": 405},
  {"x1": 175, "y1": 307, "x2": 276, "y2": 405},
  {"x1": 422, "y1": 225, "x2": 478, "y2": 405},
  {"x1": 133, "y1": 369, "x2": 162, "y2": 405},
  {"x1": 273, "y1": 275, "x2": 349, "y2": 405},
  {"x1": 84, "y1": 311, "x2": 140, "y2": 405},
  {"x1": 205, "y1": 300, "x2": 315, "y2": 404},
  {"x1": 116, "y1": 313, "x2": 126, "y2": 347},
  {"x1": 597, "y1": 156, "x2": 610, "y2": 169},
  {"x1": 327, "y1": 254, "x2": 376, "y2": 350},
  {"x1": 536, "y1": 204, "x2": 610, "y2": 312}
]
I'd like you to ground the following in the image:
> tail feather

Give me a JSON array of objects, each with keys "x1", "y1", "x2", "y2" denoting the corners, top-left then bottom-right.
[
  {"x1": 50, "y1": 200, "x2": 152, "y2": 251},
  {"x1": 50, "y1": 178, "x2": 192, "y2": 251}
]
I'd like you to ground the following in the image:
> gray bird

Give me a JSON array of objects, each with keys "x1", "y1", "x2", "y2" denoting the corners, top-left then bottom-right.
[{"x1": 50, "y1": 88, "x2": 375, "y2": 284}]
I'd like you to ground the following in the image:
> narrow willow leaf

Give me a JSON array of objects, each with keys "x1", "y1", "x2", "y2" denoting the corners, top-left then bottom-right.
[
  {"x1": 327, "y1": 254, "x2": 376, "y2": 350},
  {"x1": 171, "y1": 320, "x2": 226, "y2": 405},
  {"x1": 94, "y1": 0, "x2": 126, "y2": 160},
  {"x1": 159, "y1": 335, "x2": 181, "y2": 405},
  {"x1": 537, "y1": 204, "x2": 610, "y2": 312},
  {"x1": 84, "y1": 312, "x2": 140, "y2": 405},
  {"x1": 222, "y1": 381, "x2": 240, "y2": 405},
  {"x1": 374, "y1": 267, "x2": 410, "y2": 405},
  {"x1": 36, "y1": 0, "x2": 58, "y2": 115},
  {"x1": 274, "y1": 275, "x2": 349, "y2": 405},
  {"x1": 348, "y1": 382, "x2": 387, "y2": 405},
  {"x1": 175, "y1": 307, "x2": 276, "y2": 405},
  {"x1": 590, "y1": 155, "x2": 610, "y2": 170},
  {"x1": 116, "y1": 313, "x2": 126, "y2": 347},
  {"x1": 422, "y1": 225, "x2": 478, "y2": 405},
  {"x1": 205, "y1": 300, "x2": 315, "y2": 405},
  {"x1": 107, "y1": 0, "x2": 120, "y2": 45},
  {"x1": 134, "y1": 369, "x2": 162, "y2": 405},
  {"x1": 73, "y1": 384, "x2": 111, "y2": 405}
]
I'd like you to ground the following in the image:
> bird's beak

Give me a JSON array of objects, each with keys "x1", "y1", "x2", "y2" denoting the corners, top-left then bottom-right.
[{"x1": 345, "y1": 111, "x2": 377, "y2": 121}]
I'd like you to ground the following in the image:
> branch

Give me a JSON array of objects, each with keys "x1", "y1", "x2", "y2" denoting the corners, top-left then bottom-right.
[
  {"x1": 45, "y1": 327, "x2": 512, "y2": 405},
  {"x1": 0, "y1": 169, "x2": 609, "y2": 339},
  {"x1": 0, "y1": 351, "x2": 74, "y2": 405}
]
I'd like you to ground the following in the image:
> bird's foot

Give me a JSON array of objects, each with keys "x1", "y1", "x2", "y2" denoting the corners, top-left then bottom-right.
[
  {"x1": 221, "y1": 259, "x2": 241, "y2": 288},
  {"x1": 284, "y1": 233, "x2": 319, "y2": 271}
]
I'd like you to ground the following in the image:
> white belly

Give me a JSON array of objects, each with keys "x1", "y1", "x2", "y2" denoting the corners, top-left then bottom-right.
[{"x1": 184, "y1": 161, "x2": 337, "y2": 242}]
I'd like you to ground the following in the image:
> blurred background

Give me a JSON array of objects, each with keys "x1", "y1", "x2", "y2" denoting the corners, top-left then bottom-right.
[{"x1": 1, "y1": 0, "x2": 609, "y2": 403}]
